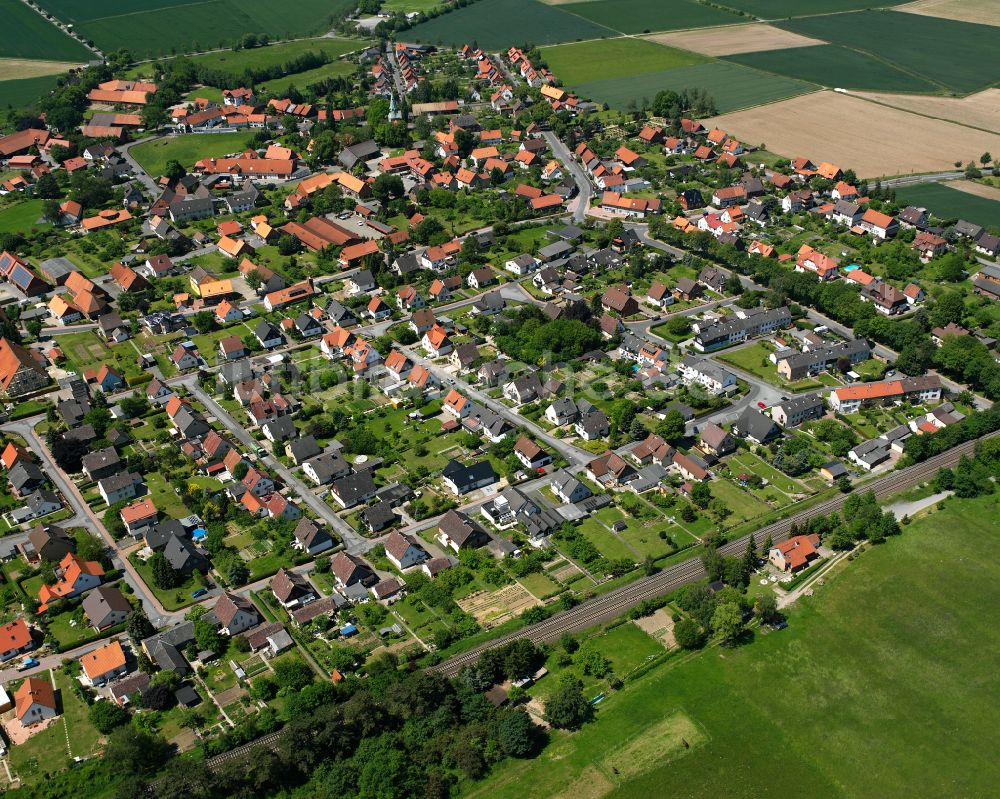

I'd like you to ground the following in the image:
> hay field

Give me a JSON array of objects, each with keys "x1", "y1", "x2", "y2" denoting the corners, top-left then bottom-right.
[
  {"x1": 705, "y1": 90, "x2": 1000, "y2": 178},
  {"x1": 949, "y1": 180, "x2": 1000, "y2": 203},
  {"x1": 852, "y1": 89, "x2": 1000, "y2": 134},
  {"x1": 898, "y1": 0, "x2": 1000, "y2": 27},
  {"x1": 645, "y1": 23, "x2": 824, "y2": 56},
  {"x1": 0, "y1": 58, "x2": 81, "y2": 79}
]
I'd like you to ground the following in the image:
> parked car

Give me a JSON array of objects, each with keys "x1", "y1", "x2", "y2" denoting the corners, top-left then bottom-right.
[
  {"x1": 17, "y1": 657, "x2": 39, "y2": 671},
  {"x1": 191, "y1": 588, "x2": 208, "y2": 598}
]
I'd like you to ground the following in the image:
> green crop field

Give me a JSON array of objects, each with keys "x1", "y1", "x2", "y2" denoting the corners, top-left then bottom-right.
[
  {"x1": 0, "y1": 0, "x2": 92, "y2": 61},
  {"x1": 558, "y1": 0, "x2": 742, "y2": 34},
  {"x1": 59, "y1": 0, "x2": 355, "y2": 59},
  {"x1": 715, "y1": 0, "x2": 907, "y2": 17},
  {"x1": 778, "y1": 10, "x2": 1000, "y2": 94},
  {"x1": 0, "y1": 74, "x2": 62, "y2": 110},
  {"x1": 34, "y1": 0, "x2": 199, "y2": 24},
  {"x1": 894, "y1": 183, "x2": 1000, "y2": 230},
  {"x1": 541, "y1": 38, "x2": 706, "y2": 85},
  {"x1": 573, "y1": 61, "x2": 815, "y2": 112},
  {"x1": 469, "y1": 494, "x2": 1000, "y2": 799},
  {"x1": 406, "y1": 0, "x2": 615, "y2": 49},
  {"x1": 727, "y1": 44, "x2": 939, "y2": 93},
  {"x1": 129, "y1": 132, "x2": 252, "y2": 178}
]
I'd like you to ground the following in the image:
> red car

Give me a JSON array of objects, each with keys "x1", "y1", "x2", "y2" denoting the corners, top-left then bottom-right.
[{"x1": 757, "y1": 401, "x2": 768, "y2": 410}]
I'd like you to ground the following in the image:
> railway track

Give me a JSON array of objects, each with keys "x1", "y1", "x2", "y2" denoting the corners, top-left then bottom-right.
[
  {"x1": 159, "y1": 434, "x2": 986, "y2": 778},
  {"x1": 432, "y1": 434, "x2": 987, "y2": 677}
]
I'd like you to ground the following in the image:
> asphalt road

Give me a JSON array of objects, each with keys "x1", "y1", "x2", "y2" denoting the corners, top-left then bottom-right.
[{"x1": 542, "y1": 130, "x2": 592, "y2": 223}]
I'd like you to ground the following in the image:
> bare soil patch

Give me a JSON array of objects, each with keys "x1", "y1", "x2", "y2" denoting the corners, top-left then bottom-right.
[
  {"x1": 457, "y1": 584, "x2": 540, "y2": 628},
  {"x1": 705, "y1": 90, "x2": 1000, "y2": 178},
  {"x1": 949, "y1": 180, "x2": 1000, "y2": 202},
  {"x1": 632, "y1": 608, "x2": 677, "y2": 649},
  {"x1": 852, "y1": 89, "x2": 1000, "y2": 134},
  {"x1": 645, "y1": 24, "x2": 824, "y2": 56},
  {"x1": 0, "y1": 58, "x2": 82, "y2": 79},
  {"x1": 551, "y1": 765, "x2": 615, "y2": 799},
  {"x1": 898, "y1": 0, "x2": 1000, "y2": 27}
]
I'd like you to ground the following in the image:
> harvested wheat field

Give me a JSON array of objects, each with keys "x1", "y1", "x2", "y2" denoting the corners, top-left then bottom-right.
[
  {"x1": 705, "y1": 90, "x2": 1000, "y2": 178},
  {"x1": 949, "y1": 180, "x2": 1000, "y2": 202},
  {"x1": 0, "y1": 58, "x2": 81, "y2": 79},
  {"x1": 645, "y1": 23, "x2": 824, "y2": 56},
  {"x1": 853, "y1": 89, "x2": 1000, "y2": 134},
  {"x1": 898, "y1": 0, "x2": 1000, "y2": 26}
]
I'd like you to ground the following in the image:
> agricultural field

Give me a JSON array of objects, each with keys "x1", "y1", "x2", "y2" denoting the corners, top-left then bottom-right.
[
  {"x1": 898, "y1": 0, "x2": 1000, "y2": 27},
  {"x1": 540, "y1": 38, "x2": 706, "y2": 85},
  {"x1": 1, "y1": 74, "x2": 61, "y2": 109},
  {"x1": 894, "y1": 183, "x2": 1000, "y2": 229},
  {"x1": 405, "y1": 0, "x2": 615, "y2": 49},
  {"x1": 727, "y1": 44, "x2": 939, "y2": 93},
  {"x1": 0, "y1": 0, "x2": 92, "y2": 61},
  {"x1": 468, "y1": 494, "x2": 1000, "y2": 799},
  {"x1": 573, "y1": 60, "x2": 815, "y2": 113},
  {"x1": 0, "y1": 57, "x2": 83, "y2": 80},
  {"x1": 557, "y1": 0, "x2": 743, "y2": 34},
  {"x1": 716, "y1": 0, "x2": 907, "y2": 16},
  {"x1": 705, "y1": 90, "x2": 1000, "y2": 178},
  {"x1": 777, "y1": 10, "x2": 1000, "y2": 93},
  {"x1": 645, "y1": 23, "x2": 824, "y2": 56},
  {"x1": 852, "y1": 89, "x2": 1000, "y2": 134},
  {"x1": 128, "y1": 132, "x2": 253, "y2": 178},
  {"x1": 45, "y1": 0, "x2": 356, "y2": 60}
]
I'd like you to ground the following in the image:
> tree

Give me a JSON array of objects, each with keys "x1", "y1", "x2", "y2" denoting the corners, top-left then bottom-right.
[
  {"x1": 273, "y1": 657, "x2": 314, "y2": 691},
  {"x1": 141, "y1": 682, "x2": 175, "y2": 711},
  {"x1": 711, "y1": 600, "x2": 745, "y2": 645},
  {"x1": 191, "y1": 310, "x2": 216, "y2": 334},
  {"x1": 656, "y1": 409, "x2": 686, "y2": 442},
  {"x1": 372, "y1": 173, "x2": 404, "y2": 204},
  {"x1": 544, "y1": 676, "x2": 593, "y2": 730},
  {"x1": 754, "y1": 593, "x2": 779, "y2": 624},
  {"x1": 982, "y1": 152, "x2": 993, "y2": 168},
  {"x1": 628, "y1": 417, "x2": 647, "y2": 441},
  {"x1": 689, "y1": 481, "x2": 712, "y2": 508},
  {"x1": 194, "y1": 618, "x2": 222, "y2": 653},
  {"x1": 278, "y1": 233, "x2": 301, "y2": 255},
  {"x1": 89, "y1": 700, "x2": 130, "y2": 733},
  {"x1": 665, "y1": 316, "x2": 691, "y2": 337},
  {"x1": 673, "y1": 617, "x2": 706, "y2": 649},
  {"x1": 35, "y1": 172, "x2": 60, "y2": 199},
  {"x1": 103, "y1": 727, "x2": 170, "y2": 776},
  {"x1": 148, "y1": 552, "x2": 181, "y2": 589},
  {"x1": 126, "y1": 609, "x2": 155, "y2": 642},
  {"x1": 497, "y1": 709, "x2": 536, "y2": 757},
  {"x1": 725, "y1": 272, "x2": 743, "y2": 295}
]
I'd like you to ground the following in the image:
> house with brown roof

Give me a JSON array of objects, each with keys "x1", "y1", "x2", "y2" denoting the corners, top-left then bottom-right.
[
  {"x1": 212, "y1": 592, "x2": 261, "y2": 635},
  {"x1": 384, "y1": 530, "x2": 429, "y2": 570},
  {"x1": 601, "y1": 285, "x2": 639, "y2": 317},
  {"x1": 271, "y1": 567, "x2": 317, "y2": 609}
]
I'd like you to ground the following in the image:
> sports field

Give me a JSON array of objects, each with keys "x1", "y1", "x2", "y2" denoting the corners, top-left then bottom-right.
[
  {"x1": 777, "y1": 10, "x2": 1000, "y2": 93},
  {"x1": 129, "y1": 132, "x2": 253, "y2": 178},
  {"x1": 716, "y1": 0, "x2": 907, "y2": 16},
  {"x1": 405, "y1": 0, "x2": 615, "y2": 48},
  {"x1": 468, "y1": 494, "x2": 1000, "y2": 799},
  {"x1": 894, "y1": 183, "x2": 1000, "y2": 228},
  {"x1": 0, "y1": 74, "x2": 62, "y2": 109},
  {"x1": 0, "y1": 0, "x2": 91, "y2": 61},
  {"x1": 43, "y1": 0, "x2": 355, "y2": 59},
  {"x1": 727, "y1": 43, "x2": 939, "y2": 93},
  {"x1": 541, "y1": 38, "x2": 706, "y2": 85},
  {"x1": 573, "y1": 61, "x2": 815, "y2": 113},
  {"x1": 706, "y1": 90, "x2": 1000, "y2": 177},
  {"x1": 558, "y1": 0, "x2": 742, "y2": 34}
]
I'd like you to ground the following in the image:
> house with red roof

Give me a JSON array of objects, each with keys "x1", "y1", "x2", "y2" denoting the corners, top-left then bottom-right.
[{"x1": 769, "y1": 534, "x2": 820, "y2": 572}]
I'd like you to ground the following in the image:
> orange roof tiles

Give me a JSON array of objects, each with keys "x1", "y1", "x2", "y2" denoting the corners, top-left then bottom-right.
[{"x1": 80, "y1": 640, "x2": 126, "y2": 681}]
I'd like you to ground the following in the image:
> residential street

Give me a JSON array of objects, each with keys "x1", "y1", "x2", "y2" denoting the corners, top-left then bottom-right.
[{"x1": 542, "y1": 130, "x2": 592, "y2": 223}]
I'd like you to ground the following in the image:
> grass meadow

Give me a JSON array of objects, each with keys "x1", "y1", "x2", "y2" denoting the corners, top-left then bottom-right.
[
  {"x1": 468, "y1": 494, "x2": 1000, "y2": 798},
  {"x1": 541, "y1": 38, "x2": 706, "y2": 85},
  {"x1": 0, "y1": 74, "x2": 62, "y2": 110},
  {"x1": 129, "y1": 132, "x2": 253, "y2": 177}
]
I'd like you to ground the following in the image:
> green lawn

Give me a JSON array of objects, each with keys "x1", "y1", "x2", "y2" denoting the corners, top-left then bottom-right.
[
  {"x1": 717, "y1": 342, "x2": 828, "y2": 391},
  {"x1": 469, "y1": 493, "x2": 1000, "y2": 798},
  {"x1": 128, "y1": 132, "x2": 253, "y2": 178},
  {"x1": 540, "y1": 38, "x2": 706, "y2": 85},
  {"x1": 129, "y1": 552, "x2": 204, "y2": 611},
  {"x1": 0, "y1": 74, "x2": 64, "y2": 110},
  {"x1": 518, "y1": 572, "x2": 562, "y2": 600},
  {"x1": 259, "y1": 60, "x2": 356, "y2": 95},
  {"x1": 183, "y1": 37, "x2": 359, "y2": 74},
  {"x1": 0, "y1": 199, "x2": 49, "y2": 235}
]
